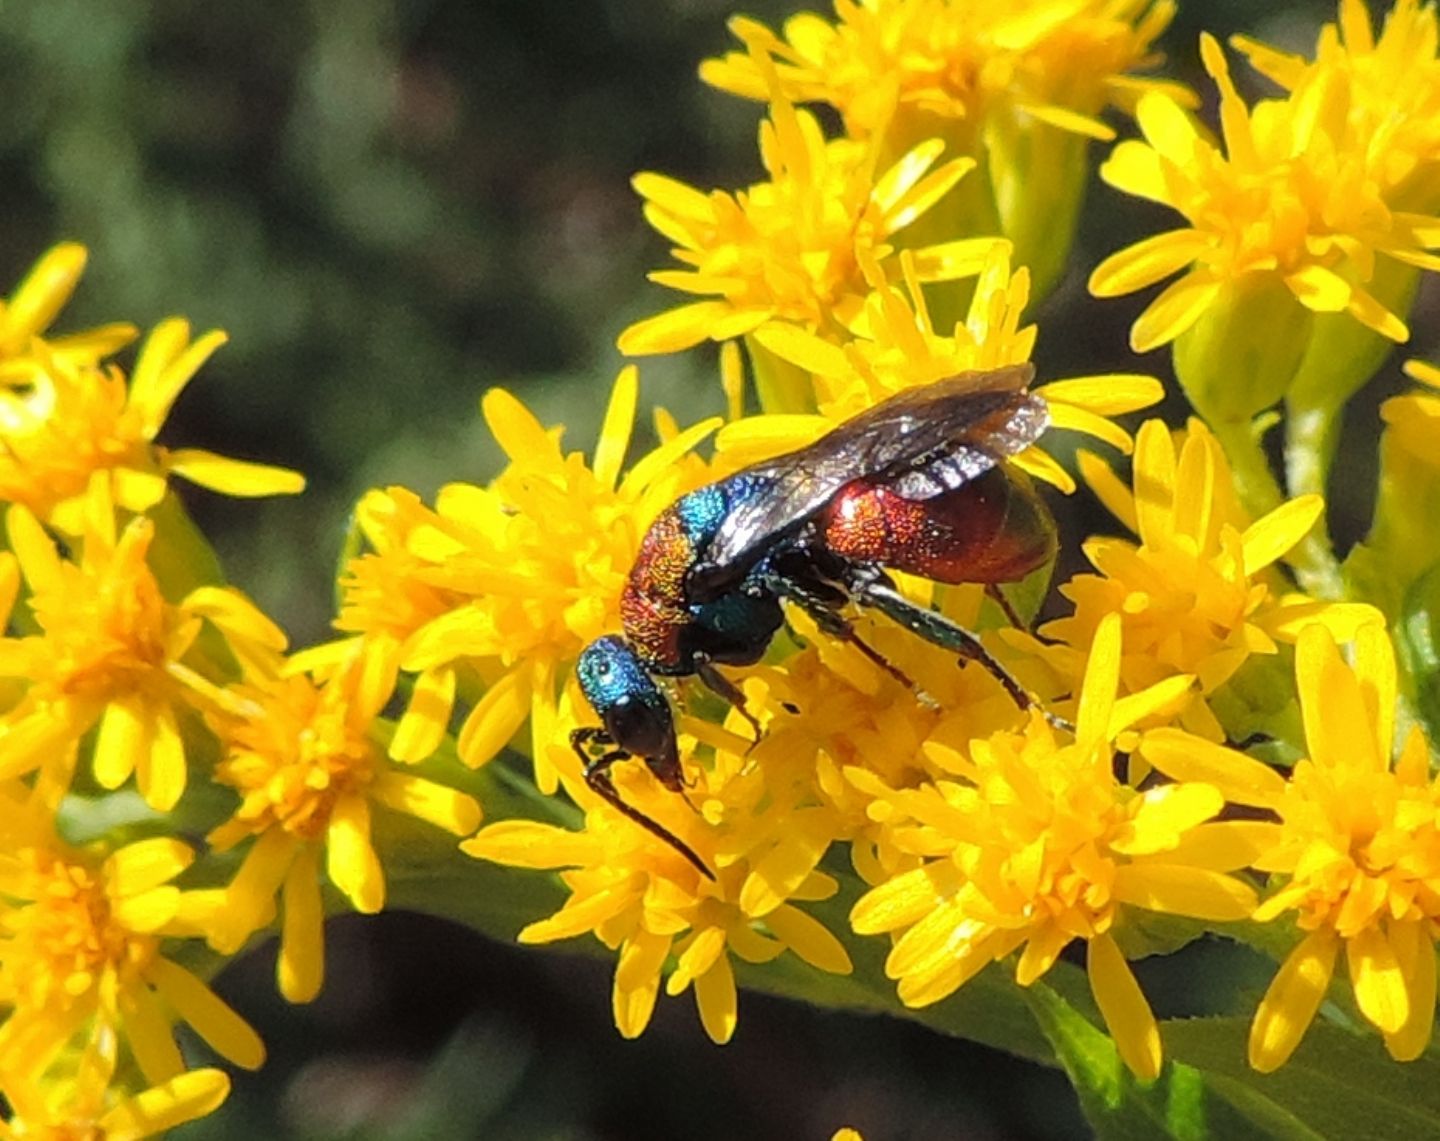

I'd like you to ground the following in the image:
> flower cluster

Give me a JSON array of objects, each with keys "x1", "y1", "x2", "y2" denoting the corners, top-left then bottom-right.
[{"x1": 6, "y1": 0, "x2": 1440, "y2": 1133}]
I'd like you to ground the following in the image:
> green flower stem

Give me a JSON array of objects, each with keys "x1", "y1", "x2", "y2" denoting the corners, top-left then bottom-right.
[
  {"x1": 1208, "y1": 416, "x2": 1345, "y2": 601},
  {"x1": 1282, "y1": 399, "x2": 1347, "y2": 600}
]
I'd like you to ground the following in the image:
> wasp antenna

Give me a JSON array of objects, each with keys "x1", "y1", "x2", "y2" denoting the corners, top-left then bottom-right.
[{"x1": 586, "y1": 767, "x2": 717, "y2": 882}]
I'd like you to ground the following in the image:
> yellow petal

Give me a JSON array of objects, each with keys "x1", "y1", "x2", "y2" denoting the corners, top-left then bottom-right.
[
  {"x1": 1249, "y1": 928, "x2": 1338, "y2": 1073},
  {"x1": 613, "y1": 929, "x2": 671, "y2": 1038},
  {"x1": 1240, "y1": 495, "x2": 1321, "y2": 573},
  {"x1": 105, "y1": 837, "x2": 193, "y2": 897},
  {"x1": 1089, "y1": 230, "x2": 1211, "y2": 298},
  {"x1": 279, "y1": 846, "x2": 325, "y2": 1003},
  {"x1": 1, "y1": 243, "x2": 87, "y2": 348},
  {"x1": 618, "y1": 301, "x2": 747, "y2": 356},
  {"x1": 1138, "y1": 727, "x2": 1286, "y2": 810},
  {"x1": 593, "y1": 366, "x2": 638, "y2": 490},
  {"x1": 167, "y1": 449, "x2": 305, "y2": 496},
  {"x1": 694, "y1": 954, "x2": 738, "y2": 1044},
  {"x1": 738, "y1": 809, "x2": 833, "y2": 917},
  {"x1": 765, "y1": 904, "x2": 852, "y2": 975},
  {"x1": 1112, "y1": 783, "x2": 1223, "y2": 855},
  {"x1": 389, "y1": 665, "x2": 456, "y2": 764},
  {"x1": 100, "y1": 1069, "x2": 231, "y2": 1141},
  {"x1": 1088, "y1": 932, "x2": 1161, "y2": 1081},
  {"x1": 1347, "y1": 924, "x2": 1409, "y2": 1035},
  {"x1": 1384, "y1": 920, "x2": 1436, "y2": 1061},
  {"x1": 326, "y1": 794, "x2": 384, "y2": 913},
  {"x1": 1131, "y1": 270, "x2": 1223, "y2": 353},
  {"x1": 371, "y1": 770, "x2": 481, "y2": 836},
  {"x1": 1112, "y1": 864, "x2": 1256, "y2": 920},
  {"x1": 94, "y1": 698, "x2": 150, "y2": 791},
  {"x1": 456, "y1": 667, "x2": 530, "y2": 768},
  {"x1": 146, "y1": 957, "x2": 266, "y2": 1069},
  {"x1": 462, "y1": 820, "x2": 597, "y2": 869}
]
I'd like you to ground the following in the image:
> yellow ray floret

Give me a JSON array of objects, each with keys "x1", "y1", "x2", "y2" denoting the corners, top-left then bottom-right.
[
  {"x1": 0, "y1": 288, "x2": 303, "y2": 531},
  {"x1": 719, "y1": 248, "x2": 1162, "y2": 493}
]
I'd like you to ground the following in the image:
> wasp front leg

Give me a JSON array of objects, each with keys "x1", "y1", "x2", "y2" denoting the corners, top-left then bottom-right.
[{"x1": 569, "y1": 728, "x2": 716, "y2": 881}]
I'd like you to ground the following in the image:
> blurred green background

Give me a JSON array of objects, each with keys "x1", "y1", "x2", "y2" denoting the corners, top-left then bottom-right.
[{"x1": 1, "y1": 1, "x2": 1431, "y2": 1137}]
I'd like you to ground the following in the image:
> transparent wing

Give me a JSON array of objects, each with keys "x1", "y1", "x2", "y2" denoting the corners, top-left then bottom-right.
[{"x1": 691, "y1": 364, "x2": 1047, "y2": 596}]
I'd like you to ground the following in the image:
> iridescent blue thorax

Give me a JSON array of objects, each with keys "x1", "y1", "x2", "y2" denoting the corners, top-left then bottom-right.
[{"x1": 620, "y1": 473, "x2": 783, "y2": 675}]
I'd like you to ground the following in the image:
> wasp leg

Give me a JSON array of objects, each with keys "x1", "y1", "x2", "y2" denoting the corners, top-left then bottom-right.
[
  {"x1": 986, "y1": 583, "x2": 1028, "y2": 631},
  {"x1": 762, "y1": 569, "x2": 927, "y2": 698},
  {"x1": 849, "y1": 578, "x2": 1042, "y2": 717},
  {"x1": 695, "y1": 658, "x2": 764, "y2": 750},
  {"x1": 570, "y1": 728, "x2": 715, "y2": 881}
]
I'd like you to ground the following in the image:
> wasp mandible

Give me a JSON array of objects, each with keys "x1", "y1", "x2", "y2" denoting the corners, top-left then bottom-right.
[{"x1": 573, "y1": 364, "x2": 1057, "y2": 878}]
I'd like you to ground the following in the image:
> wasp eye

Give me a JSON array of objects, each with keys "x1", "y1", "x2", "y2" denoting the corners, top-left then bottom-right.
[{"x1": 597, "y1": 660, "x2": 612, "y2": 677}]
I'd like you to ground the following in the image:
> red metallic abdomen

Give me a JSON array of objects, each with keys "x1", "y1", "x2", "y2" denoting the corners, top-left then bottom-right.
[{"x1": 820, "y1": 466, "x2": 1054, "y2": 584}]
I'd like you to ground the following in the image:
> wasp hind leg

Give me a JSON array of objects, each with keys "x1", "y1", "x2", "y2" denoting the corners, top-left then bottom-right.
[
  {"x1": 569, "y1": 728, "x2": 716, "y2": 881},
  {"x1": 849, "y1": 579, "x2": 1074, "y2": 732},
  {"x1": 763, "y1": 568, "x2": 932, "y2": 704}
]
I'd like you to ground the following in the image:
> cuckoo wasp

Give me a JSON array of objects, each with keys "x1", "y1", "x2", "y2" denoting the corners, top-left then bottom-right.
[{"x1": 572, "y1": 363, "x2": 1056, "y2": 878}]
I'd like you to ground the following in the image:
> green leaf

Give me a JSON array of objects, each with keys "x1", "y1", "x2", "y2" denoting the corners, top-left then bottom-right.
[
  {"x1": 1166, "y1": 1016, "x2": 1440, "y2": 1141},
  {"x1": 1026, "y1": 981, "x2": 1230, "y2": 1141}
]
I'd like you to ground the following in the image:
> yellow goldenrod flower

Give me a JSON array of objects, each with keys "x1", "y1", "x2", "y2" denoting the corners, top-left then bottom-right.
[
  {"x1": 204, "y1": 650, "x2": 482, "y2": 1004},
  {"x1": 1141, "y1": 624, "x2": 1440, "y2": 1070},
  {"x1": 1041, "y1": 419, "x2": 1381, "y2": 738},
  {"x1": 0, "y1": 243, "x2": 135, "y2": 374},
  {"x1": 0, "y1": 481, "x2": 288, "y2": 810},
  {"x1": 731, "y1": 247, "x2": 1163, "y2": 492},
  {"x1": 701, "y1": 1, "x2": 1189, "y2": 299},
  {"x1": 463, "y1": 713, "x2": 853, "y2": 1044},
  {"x1": 291, "y1": 485, "x2": 471, "y2": 767},
  {"x1": 617, "y1": 69, "x2": 1000, "y2": 362},
  {"x1": 702, "y1": 0, "x2": 1183, "y2": 145},
  {"x1": 377, "y1": 367, "x2": 718, "y2": 791},
  {"x1": 1, "y1": 1061, "x2": 230, "y2": 1141},
  {"x1": 1234, "y1": 0, "x2": 1440, "y2": 212},
  {"x1": 1090, "y1": 33, "x2": 1440, "y2": 420},
  {"x1": 849, "y1": 613, "x2": 1258, "y2": 1080},
  {"x1": 0, "y1": 787, "x2": 264, "y2": 1097},
  {"x1": 0, "y1": 314, "x2": 305, "y2": 533}
]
